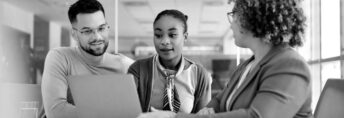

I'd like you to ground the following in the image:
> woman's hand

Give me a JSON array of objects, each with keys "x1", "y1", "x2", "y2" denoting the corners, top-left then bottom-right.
[
  {"x1": 197, "y1": 107, "x2": 215, "y2": 115},
  {"x1": 137, "y1": 107, "x2": 176, "y2": 118}
]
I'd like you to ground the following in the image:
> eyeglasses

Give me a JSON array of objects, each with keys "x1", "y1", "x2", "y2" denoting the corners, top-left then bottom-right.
[
  {"x1": 73, "y1": 24, "x2": 110, "y2": 37},
  {"x1": 227, "y1": 11, "x2": 236, "y2": 23}
]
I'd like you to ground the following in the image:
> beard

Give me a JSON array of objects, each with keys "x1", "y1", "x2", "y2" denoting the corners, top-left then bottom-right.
[{"x1": 80, "y1": 40, "x2": 109, "y2": 56}]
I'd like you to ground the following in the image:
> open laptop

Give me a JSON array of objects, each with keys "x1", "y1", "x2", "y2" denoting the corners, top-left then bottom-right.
[
  {"x1": 314, "y1": 79, "x2": 344, "y2": 118},
  {"x1": 68, "y1": 74, "x2": 142, "y2": 118}
]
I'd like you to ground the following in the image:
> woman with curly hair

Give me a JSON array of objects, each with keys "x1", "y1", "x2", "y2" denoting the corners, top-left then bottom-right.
[{"x1": 137, "y1": 0, "x2": 313, "y2": 118}]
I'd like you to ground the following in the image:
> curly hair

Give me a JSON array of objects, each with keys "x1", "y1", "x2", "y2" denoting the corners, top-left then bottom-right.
[{"x1": 233, "y1": 0, "x2": 306, "y2": 47}]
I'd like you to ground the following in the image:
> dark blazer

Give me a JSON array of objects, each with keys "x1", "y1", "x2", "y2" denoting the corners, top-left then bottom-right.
[{"x1": 176, "y1": 46, "x2": 313, "y2": 118}]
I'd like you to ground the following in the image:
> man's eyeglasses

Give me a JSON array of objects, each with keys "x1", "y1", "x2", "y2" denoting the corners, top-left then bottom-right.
[
  {"x1": 73, "y1": 24, "x2": 110, "y2": 36},
  {"x1": 227, "y1": 11, "x2": 236, "y2": 23}
]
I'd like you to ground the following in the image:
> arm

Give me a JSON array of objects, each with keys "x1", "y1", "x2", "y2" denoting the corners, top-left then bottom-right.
[
  {"x1": 128, "y1": 60, "x2": 151, "y2": 112},
  {"x1": 41, "y1": 50, "x2": 77, "y2": 118},
  {"x1": 176, "y1": 57, "x2": 311, "y2": 118},
  {"x1": 191, "y1": 66, "x2": 212, "y2": 113},
  {"x1": 204, "y1": 61, "x2": 246, "y2": 113},
  {"x1": 204, "y1": 88, "x2": 225, "y2": 113},
  {"x1": 127, "y1": 61, "x2": 140, "y2": 88}
]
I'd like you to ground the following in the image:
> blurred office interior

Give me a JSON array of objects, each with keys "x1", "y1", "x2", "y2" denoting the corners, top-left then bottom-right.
[{"x1": 0, "y1": 0, "x2": 343, "y2": 117}]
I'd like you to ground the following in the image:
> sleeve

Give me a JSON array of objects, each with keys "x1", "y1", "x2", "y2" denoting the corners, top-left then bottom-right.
[
  {"x1": 205, "y1": 61, "x2": 246, "y2": 113},
  {"x1": 127, "y1": 61, "x2": 140, "y2": 88},
  {"x1": 205, "y1": 87, "x2": 225, "y2": 112},
  {"x1": 191, "y1": 65, "x2": 212, "y2": 113},
  {"x1": 176, "y1": 57, "x2": 312, "y2": 118},
  {"x1": 41, "y1": 50, "x2": 77, "y2": 118}
]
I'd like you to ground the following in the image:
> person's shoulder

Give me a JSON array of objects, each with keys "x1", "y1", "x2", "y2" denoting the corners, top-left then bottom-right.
[
  {"x1": 129, "y1": 56, "x2": 154, "y2": 68},
  {"x1": 107, "y1": 53, "x2": 132, "y2": 61},
  {"x1": 46, "y1": 47, "x2": 76, "y2": 59},
  {"x1": 260, "y1": 47, "x2": 311, "y2": 85},
  {"x1": 48, "y1": 47, "x2": 75, "y2": 56},
  {"x1": 44, "y1": 47, "x2": 77, "y2": 68},
  {"x1": 183, "y1": 57, "x2": 206, "y2": 70},
  {"x1": 105, "y1": 53, "x2": 135, "y2": 66},
  {"x1": 264, "y1": 47, "x2": 310, "y2": 77},
  {"x1": 271, "y1": 47, "x2": 307, "y2": 64},
  {"x1": 135, "y1": 56, "x2": 154, "y2": 63},
  {"x1": 50, "y1": 47, "x2": 74, "y2": 52},
  {"x1": 183, "y1": 57, "x2": 209, "y2": 77},
  {"x1": 127, "y1": 56, "x2": 154, "y2": 74},
  {"x1": 183, "y1": 57, "x2": 212, "y2": 86}
]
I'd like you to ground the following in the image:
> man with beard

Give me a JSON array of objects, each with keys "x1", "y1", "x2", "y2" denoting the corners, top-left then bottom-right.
[{"x1": 41, "y1": 0, "x2": 134, "y2": 118}]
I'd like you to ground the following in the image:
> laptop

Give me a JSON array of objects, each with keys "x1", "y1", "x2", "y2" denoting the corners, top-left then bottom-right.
[{"x1": 68, "y1": 74, "x2": 142, "y2": 118}]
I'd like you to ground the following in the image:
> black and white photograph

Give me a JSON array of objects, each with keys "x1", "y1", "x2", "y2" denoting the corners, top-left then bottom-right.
[{"x1": 0, "y1": 0, "x2": 343, "y2": 118}]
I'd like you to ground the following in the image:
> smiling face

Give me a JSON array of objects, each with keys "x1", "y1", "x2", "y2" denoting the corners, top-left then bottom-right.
[
  {"x1": 153, "y1": 15, "x2": 187, "y2": 63},
  {"x1": 72, "y1": 11, "x2": 109, "y2": 56}
]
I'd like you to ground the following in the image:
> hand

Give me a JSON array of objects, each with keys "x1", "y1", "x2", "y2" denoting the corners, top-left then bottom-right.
[
  {"x1": 197, "y1": 107, "x2": 215, "y2": 115},
  {"x1": 137, "y1": 107, "x2": 176, "y2": 118}
]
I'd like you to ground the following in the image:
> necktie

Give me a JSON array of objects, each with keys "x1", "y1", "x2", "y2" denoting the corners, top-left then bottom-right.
[{"x1": 161, "y1": 70, "x2": 181, "y2": 113}]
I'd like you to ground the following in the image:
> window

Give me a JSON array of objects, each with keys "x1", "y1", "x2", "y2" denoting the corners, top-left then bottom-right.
[
  {"x1": 320, "y1": 0, "x2": 341, "y2": 59},
  {"x1": 321, "y1": 61, "x2": 341, "y2": 88}
]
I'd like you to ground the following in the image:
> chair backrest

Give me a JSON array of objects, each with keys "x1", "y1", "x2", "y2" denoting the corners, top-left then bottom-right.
[{"x1": 314, "y1": 79, "x2": 344, "y2": 118}]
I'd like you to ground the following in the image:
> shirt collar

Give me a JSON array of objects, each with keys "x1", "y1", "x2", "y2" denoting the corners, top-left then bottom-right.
[{"x1": 154, "y1": 54, "x2": 185, "y2": 76}]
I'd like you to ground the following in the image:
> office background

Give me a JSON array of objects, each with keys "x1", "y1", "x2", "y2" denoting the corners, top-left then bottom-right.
[{"x1": 0, "y1": 0, "x2": 343, "y2": 117}]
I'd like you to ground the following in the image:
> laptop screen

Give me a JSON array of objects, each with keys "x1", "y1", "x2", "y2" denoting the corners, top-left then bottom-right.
[{"x1": 68, "y1": 74, "x2": 141, "y2": 118}]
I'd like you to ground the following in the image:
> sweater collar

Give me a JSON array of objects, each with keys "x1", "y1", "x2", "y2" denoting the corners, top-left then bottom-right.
[{"x1": 75, "y1": 46, "x2": 105, "y2": 66}]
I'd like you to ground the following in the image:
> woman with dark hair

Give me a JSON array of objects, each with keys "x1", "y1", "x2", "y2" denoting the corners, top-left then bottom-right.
[
  {"x1": 137, "y1": 0, "x2": 313, "y2": 118},
  {"x1": 128, "y1": 9, "x2": 212, "y2": 114}
]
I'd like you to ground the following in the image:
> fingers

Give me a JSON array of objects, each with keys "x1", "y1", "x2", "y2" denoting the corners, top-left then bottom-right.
[
  {"x1": 197, "y1": 107, "x2": 215, "y2": 115},
  {"x1": 136, "y1": 109, "x2": 176, "y2": 118},
  {"x1": 197, "y1": 108, "x2": 207, "y2": 115},
  {"x1": 208, "y1": 108, "x2": 215, "y2": 114},
  {"x1": 197, "y1": 109, "x2": 207, "y2": 115},
  {"x1": 137, "y1": 113, "x2": 147, "y2": 118},
  {"x1": 151, "y1": 107, "x2": 159, "y2": 112}
]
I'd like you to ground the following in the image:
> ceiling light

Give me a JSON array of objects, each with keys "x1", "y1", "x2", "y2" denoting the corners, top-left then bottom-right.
[{"x1": 123, "y1": 1, "x2": 154, "y2": 22}]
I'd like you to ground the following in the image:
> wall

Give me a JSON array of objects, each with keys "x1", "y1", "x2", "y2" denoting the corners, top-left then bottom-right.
[
  {"x1": 61, "y1": 27, "x2": 71, "y2": 47},
  {"x1": 34, "y1": 16, "x2": 50, "y2": 74},
  {"x1": 0, "y1": 1, "x2": 64, "y2": 83},
  {"x1": 0, "y1": 1, "x2": 34, "y2": 48},
  {"x1": 117, "y1": 36, "x2": 222, "y2": 51},
  {"x1": 0, "y1": 1, "x2": 35, "y2": 83}
]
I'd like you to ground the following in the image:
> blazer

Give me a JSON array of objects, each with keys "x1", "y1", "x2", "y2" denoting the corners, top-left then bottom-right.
[
  {"x1": 176, "y1": 46, "x2": 313, "y2": 118},
  {"x1": 128, "y1": 56, "x2": 212, "y2": 113}
]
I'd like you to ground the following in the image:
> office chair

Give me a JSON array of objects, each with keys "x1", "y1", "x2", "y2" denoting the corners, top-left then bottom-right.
[{"x1": 314, "y1": 79, "x2": 344, "y2": 118}]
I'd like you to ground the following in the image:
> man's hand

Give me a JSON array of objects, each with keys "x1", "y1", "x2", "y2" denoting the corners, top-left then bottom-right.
[
  {"x1": 137, "y1": 107, "x2": 176, "y2": 118},
  {"x1": 197, "y1": 107, "x2": 215, "y2": 115}
]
